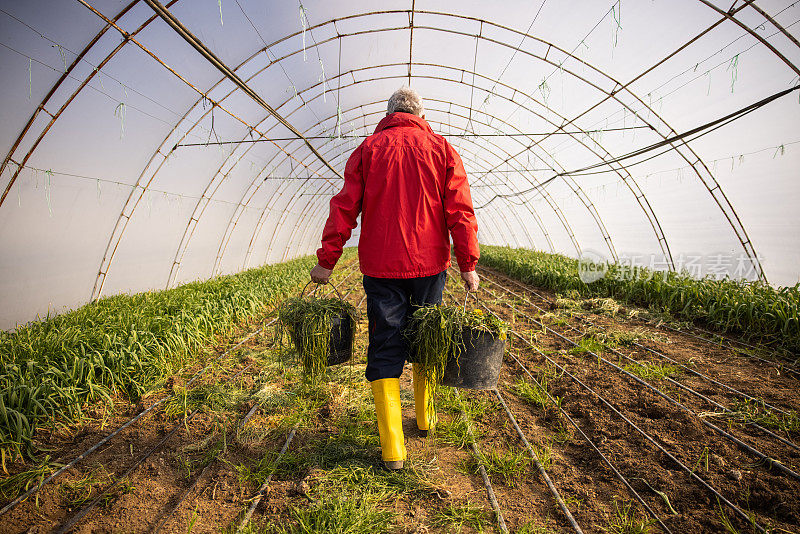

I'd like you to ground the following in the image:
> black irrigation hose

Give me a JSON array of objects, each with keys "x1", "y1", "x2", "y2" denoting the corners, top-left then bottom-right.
[
  {"x1": 660, "y1": 323, "x2": 800, "y2": 376},
  {"x1": 149, "y1": 270, "x2": 360, "y2": 532},
  {"x1": 0, "y1": 262, "x2": 360, "y2": 518},
  {"x1": 442, "y1": 285, "x2": 585, "y2": 532},
  {"x1": 502, "y1": 351, "x2": 672, "y2": 534},
  {"x1": 505, "y1": 328, "x2": 769, "y2": 533},
  {"x1": 6, "y1": 265, "x2": 359, "y2": 528},
  {"x1": 152, "y1": 403, "x2": 260, "y2": 533},
  {"x1": 443, "y1": 283, "x2": 670, "y2": 532},
  {"x1": 493, "y1": 388, "x2": 585, "y2": 534},
  {"x1": 480, "y1": 268, "x2": 796, "y2": 414},
  {"x1": 453, "y1": 389, "x2": 509, "y2": 534},
  {"x1": 479, "y1": 275, "x2": 800, "y2": 452},
  {"x1": 484, "y1": 283, "x2": 800, "y2": 483},
  {"x1": 236, "y1": 423, "x2": 299, "y2": 532}
]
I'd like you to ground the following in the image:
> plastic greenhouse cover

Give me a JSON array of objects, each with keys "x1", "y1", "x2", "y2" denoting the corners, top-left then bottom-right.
[{"x1": 0, "y1": 0, "x2": 798, "y2": 330}]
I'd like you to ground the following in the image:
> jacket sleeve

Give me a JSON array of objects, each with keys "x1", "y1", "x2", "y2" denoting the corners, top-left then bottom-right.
[
  {"x1": 443, "y1": 140, "x2": 479, "y2": 272},
  {"x1": 316, "y1": 144, "x2": 364, "y2": 270}
]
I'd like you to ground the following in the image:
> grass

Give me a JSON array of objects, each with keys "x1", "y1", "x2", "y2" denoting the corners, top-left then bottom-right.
[
  {"x1": 164, "y1": 382, "x2": 249, "y2": 420},
  {"x1": 461, "y1": 448, "x2": 531, "y2": 487},
  {"x1": 605, "y1": 500, "x2": 655, "y2": 534},
  {"x1": 622, "y1": 361, "x2": 682, "y2": 380},
  {"x1": 0, "y1": 252, "x2": 357, "y2": 462},
  {"x1": 700, "y1": 399, "x2": 800, "y2": 433},
  {"x1": 480, "y1": 245, "x2": 800, "y2": 354},
  {"x1": 0, "y1": 454, "x2": 61, "y2": 502},
  {"x1": 431, "y1": 502, "x2": 492, "y2": 533}
]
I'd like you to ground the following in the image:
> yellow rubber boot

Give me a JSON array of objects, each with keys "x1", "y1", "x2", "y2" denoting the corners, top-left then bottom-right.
[
  {"x1": 371, "y1": 378, "x2": 406, "y2": 468},
  {"x1": 413, "y1": 364, "x2": 437, "y2": 433}
]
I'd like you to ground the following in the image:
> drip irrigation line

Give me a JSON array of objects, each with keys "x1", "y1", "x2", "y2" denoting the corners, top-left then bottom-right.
[
  {"x1": 140, "y1": 0, "x2": 343, "y2": 180},
  {"x1": 454, "y1": 389, "x2": 509, "y2": 534},
  {"x1": 148, "y1": 272, "x2": 357, "y2": 533},
  {"x1": 659, "y1": 323, "x2": 800, "y2": 374},
  {"x1": 0, "y1": 320, "x2": 271, "y2": 518},
  {"x1": 493, "y1": 388, "x2": 584, "y2": 534},
  {"x1": 463, "y1": 274, "x2": 769, "y2": 533},
  {"x1": 478, "y1": 281, "x2": 800, "y2": 482},
  {"x1": 51, "y1": 267, "x2": 358, "y2": 532},
  {"x1": 479, "y1": 267, "x2": 799, "y2": 412},
  {"x1": 503, "y1": 352, "x2": 673, "y2": 533},
  {"x1": 504, "y1": 326, "x2": 769, "y2": 533},
  {"x1": 443, "y1": 283, "x2": 671, "y2": 532},
  {"x1": 56, "y1": 356, "x2": 260, "y2": 534},
  {"x1": 476, "y1": 83, "x2": 800, "y2": 209},
  {"x1": 236, "y1": 423, "x2": 299, "y2": 532},
  {"x1": 453, "y1": 269, "x2": 780, "y2": 531}
]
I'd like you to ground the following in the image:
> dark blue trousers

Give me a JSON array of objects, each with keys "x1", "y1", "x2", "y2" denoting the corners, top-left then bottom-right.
[{"x1": 362, "y1": 271, "x2": 447, "y2": 382}]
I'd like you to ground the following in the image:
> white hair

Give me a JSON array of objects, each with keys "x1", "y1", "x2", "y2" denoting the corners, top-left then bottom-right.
[{"x1": 387, "y1": 87, "x2": 424, "y2": 116}]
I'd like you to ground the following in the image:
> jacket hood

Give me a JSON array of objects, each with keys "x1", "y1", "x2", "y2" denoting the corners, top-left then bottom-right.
[{"x1": 373, "y1": 112, "x2": 433, "y2": 135}]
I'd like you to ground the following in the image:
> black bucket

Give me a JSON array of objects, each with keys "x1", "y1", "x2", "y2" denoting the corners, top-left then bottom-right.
[
  {"x1": 441, "y1": 328, "x2": 505, "y2": 390},
  {"x1": 327, "y1": 312, "x2": 354, "y2": 366}
]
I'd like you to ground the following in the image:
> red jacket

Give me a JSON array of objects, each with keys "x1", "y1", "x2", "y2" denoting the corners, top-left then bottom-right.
[{"x1": 317, "y1": 112, "x2": 479, "y2": 278}]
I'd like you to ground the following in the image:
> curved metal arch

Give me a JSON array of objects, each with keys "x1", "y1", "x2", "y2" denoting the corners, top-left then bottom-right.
[
  {"x1": 0, "y1": 0, "x2": 148, "y2": 207},
  {"x1": 190, "y1": 9, "x2": 756, "y2": 278},
  {"x1": 4, "y1": 2, "x2": 790, "y2": 293}
]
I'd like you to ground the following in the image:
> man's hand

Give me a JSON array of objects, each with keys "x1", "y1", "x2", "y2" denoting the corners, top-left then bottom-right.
[
  {"x1": 461, "y1": 270, "x2": 479, "y2": 292},
  {"x1": 310, "y1": 264, "x2": 333, "y2": 284}
]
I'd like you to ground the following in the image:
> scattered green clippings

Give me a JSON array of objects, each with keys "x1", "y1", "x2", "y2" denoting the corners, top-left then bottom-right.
[
  {"x1": 700, "y1": 399, "x2": 799, "y2": 433},
  {"x1": 431, "y1": 502, "x2": 491, "y2": 533},
  {"x1": 462, "y1": 447, "x2": 531, "y2": 488}
]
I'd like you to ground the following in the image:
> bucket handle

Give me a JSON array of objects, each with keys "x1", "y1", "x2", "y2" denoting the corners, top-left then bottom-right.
[
  {"x1": 301, "y1": 279, "x2": 345, "y2": 302},
  {"x1": 462, "y1": 289, "x2": 479, "y2": 312}
]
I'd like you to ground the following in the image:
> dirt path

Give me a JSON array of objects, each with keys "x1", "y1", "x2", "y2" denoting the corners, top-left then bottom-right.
[{"x1": 1, "y1": 262, "x2": 797, "y2": 533}]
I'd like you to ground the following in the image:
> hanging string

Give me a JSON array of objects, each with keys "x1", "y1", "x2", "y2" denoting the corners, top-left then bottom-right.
[
  {"x1": 217, "y1": 0, "x2": 223, "y2": 26},
  {"x1": 299, "y1": 3, "x2": 308, "y2": 61},
  {"x1": 727, "y1": 54, "x2": 739, "y2": 93},
  {"x1": 114, "y1": 102, "x2": 126, "y2": 139}
]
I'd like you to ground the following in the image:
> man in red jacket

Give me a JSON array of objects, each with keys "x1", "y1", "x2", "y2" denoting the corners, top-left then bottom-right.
[{"x1": 310, "y1": 87, "x2": 479, "y2": 469}]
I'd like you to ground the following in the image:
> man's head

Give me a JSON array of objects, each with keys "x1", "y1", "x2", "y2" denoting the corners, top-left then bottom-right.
[{"x1": 387, "y1": 87, "x2": 425, "y2": 117}]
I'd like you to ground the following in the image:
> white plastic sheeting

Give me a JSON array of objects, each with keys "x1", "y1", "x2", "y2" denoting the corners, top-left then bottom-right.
[{"x1": 1, "y1": 0, "x2": 798, "y2": 329}]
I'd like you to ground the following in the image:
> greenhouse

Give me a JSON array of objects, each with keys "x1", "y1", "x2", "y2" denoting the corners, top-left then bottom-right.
[{"x1": 0, "y1": 0, "x2": 798, "y2": 532}]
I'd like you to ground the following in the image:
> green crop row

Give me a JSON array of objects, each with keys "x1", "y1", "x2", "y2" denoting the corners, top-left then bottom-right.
[
  {"x1": 479, "y1": 246, "x2": 800, "y2": 354},
  {"x1": 0, "y1": 251, "x2": 354, "y2": 462}
]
